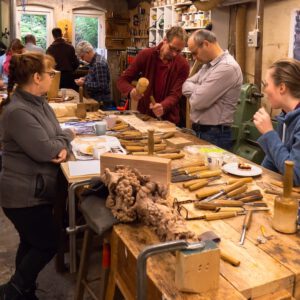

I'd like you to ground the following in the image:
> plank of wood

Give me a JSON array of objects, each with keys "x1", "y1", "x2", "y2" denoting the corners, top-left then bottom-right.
[
  {"x1": 100, "y1": 153, "x2": 171, "y2": 187},
  {"x1": 165, "y1": 137, "x2": 193, "y2": 149}
]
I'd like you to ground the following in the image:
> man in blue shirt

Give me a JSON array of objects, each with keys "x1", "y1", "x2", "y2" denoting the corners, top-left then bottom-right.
[{"x1": 75, "y1": 40, "x2": 112, "y2": 109}]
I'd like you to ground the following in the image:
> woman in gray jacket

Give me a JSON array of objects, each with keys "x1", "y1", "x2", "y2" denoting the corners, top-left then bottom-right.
[{"x1": 0, "y1": 52, "x2": 75, "y2": 299}]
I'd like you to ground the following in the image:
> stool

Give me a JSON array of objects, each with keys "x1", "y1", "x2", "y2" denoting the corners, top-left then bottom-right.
[{"x1": 75, "y1": 195, "x2": 119, "y2": 300}]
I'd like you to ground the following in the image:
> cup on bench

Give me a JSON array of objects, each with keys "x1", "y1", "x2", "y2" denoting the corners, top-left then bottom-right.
[{"x1": 94, "y1": 121, "x2": 107, "y2": 136}]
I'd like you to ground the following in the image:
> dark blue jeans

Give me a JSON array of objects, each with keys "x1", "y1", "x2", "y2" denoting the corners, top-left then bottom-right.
[{"x1": 193, "y1": 125, "x2": 233, "y2": 151}]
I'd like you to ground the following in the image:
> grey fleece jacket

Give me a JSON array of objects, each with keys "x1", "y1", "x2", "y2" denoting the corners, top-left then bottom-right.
[
  {"x1": 258, "y1": 107, "x2": 300, "y2": 186},
  {"x1": 0, "y1": 88, "x2": 74, "y2": 208}
]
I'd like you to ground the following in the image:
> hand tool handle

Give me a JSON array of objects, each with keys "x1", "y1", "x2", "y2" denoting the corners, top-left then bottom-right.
[
  {"x1": 224, "y1": 180, "x2": 249, "y2": 193},
  {"x1": 226, "y1": 185, "x2": 248, "y2": 198},
  {"x1": 231, "y1": 189, "x2": 262, "y2": 200},
  {"x1": 211, "y1": 200, "x2": 244, "y2": 207},
  {"x1": 148, "y1": 129, "x2": 155, "y2": 155},
  {"x1": 239, "y1": 194, "x2": 263, "y2": 203},
  {"x1": 198, "y1": 170, "x2": 222, "y2": 178},
  {"x1": 205, "y1": 211, "x2": 237, "y2": 221},
  {"x1": 194, "y1": 202, "x2": 218, "y2": 210},
  {"x1": 283, "y1": 161, "x2": 294, "y2": 198},
  {"x1": 228, "y1": 177, "x2": 253, "y2": 184},
  {"x1": 189, "y1": 179, "x2": 210, "y2": 191},
  {"x1": 183, "y1": 178, "x2": 206, "y2": 188},
  {"x1": 216, "y1": 207, "x2": 245, "y2": 212},
  {"x1": 220, "y1": 250, "x2": 240, "y2": 266},
  {"x1": 157, "y1": 153, "x2": 185, "y2": 159},
  {"x1": 244, "y1": 210, "x2": 253, "y2": 230},
  {"x1": 196, "y1": 186, "x2": 226, "y2": 199},
  {"x1": 185, "y1": 166, "x2": 209, "y2": 174},
  {"x1": 150, "y1": 95, "x2": 156, "y2": 105}
]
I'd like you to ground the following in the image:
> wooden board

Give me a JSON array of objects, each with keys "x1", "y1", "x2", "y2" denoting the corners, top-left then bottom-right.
[
  {"x1": 100, "y1": 153, "x2": 171, "y2": 187},
  {"x1": 118, "y1": 115, "x2": 176, "y2": 133},
  {"x1": 166, "y1": 137, "x2": 193, "y2": 149}
]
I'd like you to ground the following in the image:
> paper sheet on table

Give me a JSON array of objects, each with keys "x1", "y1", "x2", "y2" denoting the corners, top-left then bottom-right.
[{"x1": 68, "y1": 160, "x2": 100, "y2": 177}]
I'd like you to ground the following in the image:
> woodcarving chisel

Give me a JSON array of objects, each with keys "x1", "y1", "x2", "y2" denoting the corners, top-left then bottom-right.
[{"x1": 239, "y1": 210, "x2": 252, "y2": 245}]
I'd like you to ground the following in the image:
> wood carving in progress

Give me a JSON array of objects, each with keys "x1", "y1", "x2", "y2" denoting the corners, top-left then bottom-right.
[{"x1": 101, "y1": 166, "x2": 198, "y2": 242}]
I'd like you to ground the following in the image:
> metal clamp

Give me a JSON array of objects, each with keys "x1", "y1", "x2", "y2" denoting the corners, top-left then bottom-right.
[{"x1": 136, "y1": 240, "x2": 205, "y2": 300}]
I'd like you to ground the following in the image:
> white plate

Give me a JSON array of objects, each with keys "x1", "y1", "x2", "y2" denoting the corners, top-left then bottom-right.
[
  {"x1": 222, "y1": 162, "x2": 262, "y2": 177},
  {"x1": 79, "y1": 144, "x2": 94, "y2": 155}
]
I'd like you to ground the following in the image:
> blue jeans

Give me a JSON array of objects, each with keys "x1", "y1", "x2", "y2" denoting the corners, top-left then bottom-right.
[{"x1": 194, "y1": 126, "x2": 233, "y2": 151}]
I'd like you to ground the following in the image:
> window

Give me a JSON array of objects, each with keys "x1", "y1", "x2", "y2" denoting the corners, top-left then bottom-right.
[
  {"x1": 16, "y1": 5, "x2": 54, "y2": 50},
  {"x1": 72, "y1": 9, "x2": 106, "y2": 50}
]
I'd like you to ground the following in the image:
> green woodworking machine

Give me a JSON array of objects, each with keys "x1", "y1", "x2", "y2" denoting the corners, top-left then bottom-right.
[{"x1": 231, "y1": 83, "x2": 267, "y2": 164}]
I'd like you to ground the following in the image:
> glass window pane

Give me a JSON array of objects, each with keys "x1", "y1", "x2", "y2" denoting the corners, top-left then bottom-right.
[
  {"x1": 20, "y1": 14, "x2": 47, "y2": 49},
  {"x1": 75, "y1": 16, "x2": 99, "y2": 48}
]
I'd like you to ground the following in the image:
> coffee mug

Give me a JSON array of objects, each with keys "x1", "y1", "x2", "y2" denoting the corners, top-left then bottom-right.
[{"x1": 94, "y1": 121, "x2": 107, "y2": 136}]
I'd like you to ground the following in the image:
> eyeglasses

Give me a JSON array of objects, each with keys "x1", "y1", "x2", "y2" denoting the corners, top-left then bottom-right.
[
  {"x1": 45, "y1": 71, "x2": 56, "y2": 78},
  {"x1": 168, "y1": 43, "x2": 183, "y2": 54}
]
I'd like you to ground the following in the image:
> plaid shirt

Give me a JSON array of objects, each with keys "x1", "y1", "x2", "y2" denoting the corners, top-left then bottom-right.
[{"x1": 85, "y1": 53, "x2": 111, "y2": 102}]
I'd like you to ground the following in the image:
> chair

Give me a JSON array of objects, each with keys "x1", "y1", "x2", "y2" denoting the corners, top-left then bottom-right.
[{"x1": 74, "y1": 194, "x2": 119, "y2": 300}]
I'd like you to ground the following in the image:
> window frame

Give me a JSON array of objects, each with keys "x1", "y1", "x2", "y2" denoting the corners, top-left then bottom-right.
[
  {"x1": 72, "y1": 8, "x2": 106, "y2": 49},
  {"x1": 16, "y1": 5, "x2": 54, "y2": 49}
]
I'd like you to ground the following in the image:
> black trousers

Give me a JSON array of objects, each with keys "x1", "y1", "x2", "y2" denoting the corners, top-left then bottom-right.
[{"x1": 2, "y1": 205, "x2": 58, "y2": 289}]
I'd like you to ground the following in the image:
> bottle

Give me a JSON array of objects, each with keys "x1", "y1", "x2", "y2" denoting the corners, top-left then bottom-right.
[{"x1": 272, "y1": 161, "x2": 298, "y2": 234}]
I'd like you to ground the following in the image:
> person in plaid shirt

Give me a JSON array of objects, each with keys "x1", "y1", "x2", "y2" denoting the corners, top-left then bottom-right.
[{"x1": 75, "y1": 40, "x2": 112, "y2": 109}]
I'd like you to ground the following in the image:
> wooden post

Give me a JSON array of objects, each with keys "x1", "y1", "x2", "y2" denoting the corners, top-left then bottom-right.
[{"x1": 254, "y1": 0, "x2": 264, "y2": 91}]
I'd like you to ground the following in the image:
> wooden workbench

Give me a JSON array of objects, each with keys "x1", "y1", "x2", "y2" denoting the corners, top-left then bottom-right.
[{"x1": 103, "y1": 131, "x2": 299, "y2": 300}]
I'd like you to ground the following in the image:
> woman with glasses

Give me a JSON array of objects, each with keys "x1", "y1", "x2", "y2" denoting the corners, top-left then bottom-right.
[
  {"x1": 253, "y1": 58, "x2": 300, "y2": 185},
  {"x1": 0, "y1": 52, "x2": 75, "y2": 299}
]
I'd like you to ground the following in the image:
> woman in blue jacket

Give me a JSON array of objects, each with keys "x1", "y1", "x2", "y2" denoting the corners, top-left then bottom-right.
[{"x1": 253, "y1": 58, "x2": 300, "y2": 185}]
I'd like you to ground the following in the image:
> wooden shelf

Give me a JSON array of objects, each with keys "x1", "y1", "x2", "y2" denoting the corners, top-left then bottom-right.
[
  {"x1": 174, "y1": 1, "x2": 192, "y2": 7},
  {"x1": 132, "y1": 36, "x2": 149, "y2": 39},
  {"x1": 183, "y1": 26, "x2": 206, "y2": 30},
  {"x1": 106, "y1": 35, "x2": 130, "y2": 39},
  {"x1": 106, "y1": 17, "x2": 130, "y2": 24}
]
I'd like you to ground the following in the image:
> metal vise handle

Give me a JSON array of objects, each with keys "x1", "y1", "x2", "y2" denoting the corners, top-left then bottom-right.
[{"x1": 136, "y1": 240, "x2": 205, "y2": 300}]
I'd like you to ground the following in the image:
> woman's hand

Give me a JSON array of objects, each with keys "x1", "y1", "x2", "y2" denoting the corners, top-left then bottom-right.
[
  {"x1": 253, "y1": 107, "x2": 274, "y2": 134},
  {"x1": 51, "y1": 149, "x2": 68, "y2": 164}
]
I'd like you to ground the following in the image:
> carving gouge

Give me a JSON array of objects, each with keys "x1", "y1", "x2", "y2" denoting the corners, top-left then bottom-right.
[
  {"x1": 185, "y1": 211, "x2": 246, "y2": 221},
  {"x1": 150, "y1": 96, "x2": 162, "y2": 121},
  {"x1": 239, "y1": 210, "x2": 252, "y2": 245},
  {"x1": 172, "y1": 170, "x2": 222, "y2": 183},
  {"x1": 200, "y1": 180, "x2": 250, "y2": 202}
]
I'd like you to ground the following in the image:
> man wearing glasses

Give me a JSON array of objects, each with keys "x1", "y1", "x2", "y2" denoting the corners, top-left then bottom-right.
[
  {"x1": 117, "y1": 26, "x2": 189, "y2": 124},
  {"x1": 182, "y1": 29, "x2": 243, "y2": 150}
]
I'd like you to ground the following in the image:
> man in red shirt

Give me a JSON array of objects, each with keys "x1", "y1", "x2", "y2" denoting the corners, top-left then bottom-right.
[{"x1": 117, "y1": 26, "x2": 189, "y2": 125}]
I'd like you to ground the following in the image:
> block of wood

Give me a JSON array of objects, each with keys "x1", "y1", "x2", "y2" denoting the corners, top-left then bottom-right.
[
  {"x1": 100, "y1": 153, "x2": 171, "y2": 186},
  {"x1": 175, "y1": 240, "x2": 220, "y2": 293},
  {"x1": 165, "y1": 137, "x2": 193, "y2": 149}
]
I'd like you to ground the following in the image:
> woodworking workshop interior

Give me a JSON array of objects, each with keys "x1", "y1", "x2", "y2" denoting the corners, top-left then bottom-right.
[{"x1": 1, "y1": 0, "x2": 300, "y2": 299}]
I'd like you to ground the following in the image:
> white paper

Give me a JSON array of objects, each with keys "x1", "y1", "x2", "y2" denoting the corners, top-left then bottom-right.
[{"x1": 68, "y1": 160, "x2": 100, "y2": 177}]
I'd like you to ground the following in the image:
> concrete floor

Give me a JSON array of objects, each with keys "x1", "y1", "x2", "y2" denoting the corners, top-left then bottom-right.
[{"x1": 0, "y1": 208, "x2": 103, "y2": 300}]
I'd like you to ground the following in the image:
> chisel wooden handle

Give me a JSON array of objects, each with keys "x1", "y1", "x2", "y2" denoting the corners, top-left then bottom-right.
[
  {"x1": 189, "y1": 179, "x2": 210, "y2": 191},
  {"x1": 157, "y1": 153, "x2": 185, "y2": 160},
  {"x1": 223, "y1": 180, "x2": 250, "y2": 193},
  {"x1": 239, "y1": 194, "x2": 263, "y2": 203},
  {"x1": 150, "y1": 95, "x2": 156, "y2": 105},
  {"x1": 185, "y1": 166, "x2": 209, "y2": 174},
  {"x1": 196, "y1": 185, "x2": 227, "y2": 199},
  {"x1": 211, "y1": 200, "x2": 244, "y2": 207},
  {"x1": 205, "y1": 211, "x2": 239, "y2": 221},
  {"x1": 228, "y1": 177, "x2": 253, "y2": 184},
  {"x1": 220, "y1": 250, "x2": 240, "y2": 266},
  {"x1": 244, "y1": 210, "x2": 253, "y2": 230},
  {"x1": 270, "y1": 179, "x2": 300, "y2": 193},
  {"x1": 172, "y1": 161, "x2": 205, "y2": 172},
  {"x1": 183, "y1": 179, "x2": 207, "y2": 188},
  {"x1": 231, "y1": 189, "x2": 262, "y2": 200},
  {"x1": 226, "y1": 185, "x2": 248, "y2": 198},
  {"x1": 148, "y1": 129, "x2": 155, "y2": 155},
  {"x1": 217, "y1": 207, "x2": 245, "y2": 213},
  {"x1": 194, "y1": 202, "x2": 218, "y2": 210}
]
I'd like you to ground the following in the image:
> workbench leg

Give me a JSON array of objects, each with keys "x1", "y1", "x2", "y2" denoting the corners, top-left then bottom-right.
[
  {"x1": 105, "y1": 228, "x2": 119, "y2": 300},
  {"x1": 54, "y1": 170, "x2": 69, "y2": 273},
  {"x1": 75, "y1": 228, "x2": 93, "y2": 300}
]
